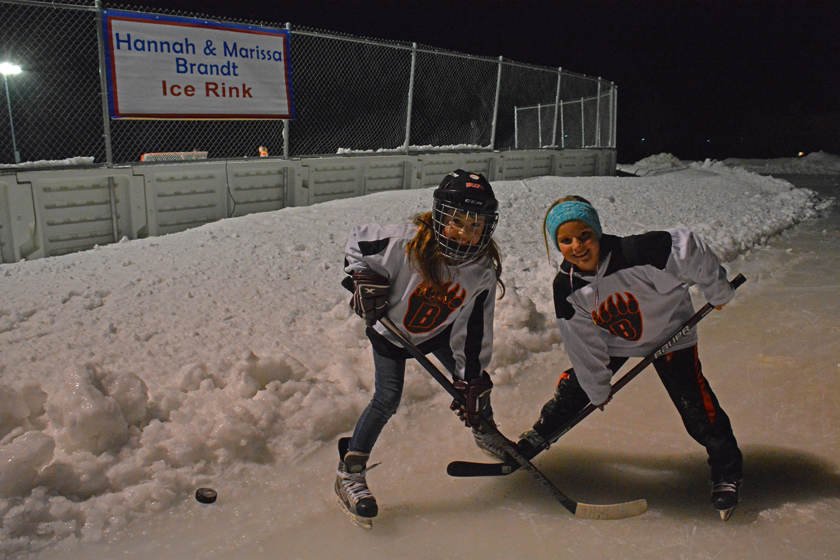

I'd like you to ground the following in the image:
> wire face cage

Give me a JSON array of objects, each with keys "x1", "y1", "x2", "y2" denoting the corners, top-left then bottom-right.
[{"x1": 431, "y1": 200, "x2": 498, "y2": 263}]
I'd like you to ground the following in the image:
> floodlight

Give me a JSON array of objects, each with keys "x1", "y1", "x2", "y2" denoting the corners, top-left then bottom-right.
[{"x1": 0, "y1": 62, "x2": 22, "y2": 76}]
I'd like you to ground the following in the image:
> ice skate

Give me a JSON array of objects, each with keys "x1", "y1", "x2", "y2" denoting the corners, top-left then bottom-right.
[
  {"x1": 711, "y1": 478, "x2": 742, "y2": 521},
  {"x1": 471, "y1": 423, "x2": 508, "y2": 462},
  {"x1": 516, "y1": 429, "x2": 547, "y2": 456},
  {"x1": 335, "y1": 438, "x2": 379, "y2": 529}
]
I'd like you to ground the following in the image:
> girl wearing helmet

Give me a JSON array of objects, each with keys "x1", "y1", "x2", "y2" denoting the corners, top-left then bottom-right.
[{"x1": 334, "y1": 170, "x2": 504, "y2": 525}]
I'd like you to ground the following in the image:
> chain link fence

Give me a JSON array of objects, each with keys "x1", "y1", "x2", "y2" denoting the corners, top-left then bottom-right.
[
  {"x1": 0, "y1": 0, "x2": 615, "y2": 166},
  {"x1": 0, "y1": 0, "x2": 104, "y2": 164},
  {"x1": 515, "y1": 86, "x2": 616, "y2": 150}
]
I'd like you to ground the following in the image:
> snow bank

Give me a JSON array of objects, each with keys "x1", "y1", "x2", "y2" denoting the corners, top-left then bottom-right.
[
  {"x1": 616, "y1": 152, "x2": 688, "y2": 176},
  {"x1": 336, "y1": 143, "x2": 486, "y2": 154},
  {"x1": 620, "y1": 151, "x2": 840, "y2": 178},
  {"x1": 0, "y1": 157, "x2": 95, "y2": 170}
]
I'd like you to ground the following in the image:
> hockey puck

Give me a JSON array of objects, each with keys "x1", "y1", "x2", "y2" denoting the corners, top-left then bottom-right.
[{"x1": 195, "y1": 488, "x2": 217, "y2": 504}]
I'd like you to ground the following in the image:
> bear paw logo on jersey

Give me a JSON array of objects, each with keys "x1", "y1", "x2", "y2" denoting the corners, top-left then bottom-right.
[
  {"x1": 404, "y1": 282, "x2": 466, "y2": 334},
  {"x1": 591, "y1": 292, "x2": 643, "y2": 341}
]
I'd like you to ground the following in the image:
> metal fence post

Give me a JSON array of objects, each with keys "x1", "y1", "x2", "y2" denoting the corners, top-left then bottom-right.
[
  {"x1": 595, "y1": 80, "x2": 601, "y2": 148},
  {"x1": 489, "y1": 56, "x2": 503, "y2": 150},
  {"x1": 2, "y1": 72, "x2": 20, "y2": 163},
  {"x1": 403, "y1": 42, "x2": 417, "y2": 153},
  {"x1": 282, "y1": 25, "x2": 292, "y2": 208},
  {"x1": 283, "y1": 23, "x2": 292, "y2": 160},
  {"x1": 552, "y1": 68, "x2": 561, "y2": 148},
  {"x1": 611, "y1": 84, "x2": 617, "y2": 148},
  {"x1": 282, "y1": 120, "x2": 289, "y2": 158},
  {"x1": 95, "y1": 0, "x2": 119, "y2": 242},
  {"x1": 580, "y1": 99, "x2": 585, "y2": 148},
  {"x1": 514, "y1": 106, "x2": 519, "y2": 149},
  {"x1": 94, "y1": 0, "x2": 113, "y2": 165}
]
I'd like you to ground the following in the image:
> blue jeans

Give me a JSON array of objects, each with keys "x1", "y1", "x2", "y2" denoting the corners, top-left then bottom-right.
[{"x1": 348, "y1": 346, "x2": 458, "y2": 454}]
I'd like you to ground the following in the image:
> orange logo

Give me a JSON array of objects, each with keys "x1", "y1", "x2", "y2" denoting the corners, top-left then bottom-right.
[
  {"x1": 404, "y1": 282, "x2": 466, "y2": 333},
  {"x1": 591, "y1": 292, "x2": 643, "y2": 341}
]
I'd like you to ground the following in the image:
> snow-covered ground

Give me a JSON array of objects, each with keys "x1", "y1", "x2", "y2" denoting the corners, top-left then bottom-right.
[{"x1": 1, "y1": 154, "x2": 838, "y2": 559}]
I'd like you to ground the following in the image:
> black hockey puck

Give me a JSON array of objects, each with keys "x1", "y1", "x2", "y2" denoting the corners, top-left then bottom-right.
[{"x1": 195, "y1": 488, "x2": 217, "y2": 504}]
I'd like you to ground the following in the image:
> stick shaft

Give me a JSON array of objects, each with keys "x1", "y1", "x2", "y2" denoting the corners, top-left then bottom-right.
[
  {"x1": 377, "y1": 317, "x2": 653, "y2": 518},
  {"x1": 378, "y1": 317, "x2": 580, "y2": 513}
]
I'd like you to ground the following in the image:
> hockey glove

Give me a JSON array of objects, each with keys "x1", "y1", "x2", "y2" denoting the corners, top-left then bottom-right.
[
  {"x1": 350, "y1": 271, "x2": 390, "y2": 326},
  {"x1": 450, "y1": 374, "x2": 493, "y2": 428}
]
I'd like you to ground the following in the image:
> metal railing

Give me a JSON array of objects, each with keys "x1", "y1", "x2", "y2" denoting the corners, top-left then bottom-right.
[{"x1": 0, "y1": 0, "x2": 616, "y2": 167}]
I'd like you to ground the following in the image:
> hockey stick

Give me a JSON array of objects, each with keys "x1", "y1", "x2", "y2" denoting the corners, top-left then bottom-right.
[
  {"x1": 379, "y1": 316, "x2": 647, "y2": 520},
  {"x1": 448, "y1": 273, "x2": 747, "y2": 477}
]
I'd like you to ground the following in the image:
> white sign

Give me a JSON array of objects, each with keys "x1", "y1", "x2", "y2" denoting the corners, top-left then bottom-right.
[{"x1": 103, "y1": 11, "x2": 295, "y2": 119}]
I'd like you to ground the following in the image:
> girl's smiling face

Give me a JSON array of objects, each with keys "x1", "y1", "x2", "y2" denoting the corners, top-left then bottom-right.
[
  {"x1": 556, "y1": 220, "x2": 600, "y2": 272},
  {"x1": 443, "y1": 211, "x2": 486, "y2": 246}
]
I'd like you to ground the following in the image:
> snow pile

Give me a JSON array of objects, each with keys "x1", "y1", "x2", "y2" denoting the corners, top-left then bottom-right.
[
  {"x1": 616, "y1": 152, "x2": 688, "y2": 176},
  {"x1": 0, "y1": 157, "x2": 95, "y2": 170},
  {"x1": 0, "y1": 155, "x2": 832, "y2": 557},
  {"x1": 620, "y1": 151, "x2": 840, "y2": 177},
  {"x1": 336, "y1": 143, "x2": 486, "y2": 154}
]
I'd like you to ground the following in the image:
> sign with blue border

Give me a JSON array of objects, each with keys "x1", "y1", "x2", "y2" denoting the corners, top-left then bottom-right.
[{"x1": 102, "y1": 10, "x2": 295, "y2": 119}]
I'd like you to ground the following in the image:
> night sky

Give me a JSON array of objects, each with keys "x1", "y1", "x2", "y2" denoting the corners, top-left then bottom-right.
[{"x1": 111, "y1": 0, "x2": 840, "y2": 163}]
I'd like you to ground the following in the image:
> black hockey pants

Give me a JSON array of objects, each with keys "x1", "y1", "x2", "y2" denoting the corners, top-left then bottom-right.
[{"x1": 532, "y1": 345, "x2": 743, "y2": 482}]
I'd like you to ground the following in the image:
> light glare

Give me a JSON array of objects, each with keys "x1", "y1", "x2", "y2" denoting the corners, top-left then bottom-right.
[{"x1": 0, "y1": 62, "x2": 22, "y2": 76}]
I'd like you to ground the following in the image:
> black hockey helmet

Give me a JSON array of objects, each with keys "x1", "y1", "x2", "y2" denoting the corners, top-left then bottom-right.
[{"x1": 431, "y1": 170, "x2": 499, "y2": 262}]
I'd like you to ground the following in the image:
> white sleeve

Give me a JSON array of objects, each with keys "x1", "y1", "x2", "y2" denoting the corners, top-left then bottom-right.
[
  {"x1": 557, "y1": 300, "x2": 613, "y2": 406},
  {"x1": 344, "y1": 223, "x2": 401, "y2": 278},
  {"x1": 665, "y1": 229, "x2": 734, "y2": 307}
]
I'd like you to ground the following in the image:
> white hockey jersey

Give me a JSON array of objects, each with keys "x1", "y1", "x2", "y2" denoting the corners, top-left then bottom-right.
[
  {"x1": 554, "y1": 228, "x2": 734, "y2": 406},
  {"x1": 344, "y1": 223, "x2": 497, "y2": 381}
]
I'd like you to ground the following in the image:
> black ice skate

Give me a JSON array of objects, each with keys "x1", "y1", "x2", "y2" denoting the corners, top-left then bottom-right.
[
  {"x1": 335, "y1": 437, "x2": 379, "y2": 529},
  {"x1": 711, "y1": 478, "x2": 742, "y2": 521},
  {"x1": 516, "y1": 429, "x2": 548, "y2": 456}
]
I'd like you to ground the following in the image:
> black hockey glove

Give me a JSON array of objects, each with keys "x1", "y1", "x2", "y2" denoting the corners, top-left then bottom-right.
[
  {"x1": 450, "y1": 374, "x2": 493, "y2": 428},
  {"x1": 350, "y1": 271, "x2": 390, "y2": 326}
]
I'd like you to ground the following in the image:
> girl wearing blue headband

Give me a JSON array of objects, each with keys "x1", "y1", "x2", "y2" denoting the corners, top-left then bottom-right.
[
  {"x1": 522, "y1": 194, "x2": 744, "y2": 520},
  {"x1": 543, "y1": 195, "x2": 602, "y2": 272}
]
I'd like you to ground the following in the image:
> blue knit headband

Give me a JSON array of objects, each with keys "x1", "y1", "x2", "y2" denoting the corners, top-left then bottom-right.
[{"x1": 545, "y1": 201, "x2": 602, "y2": 250}]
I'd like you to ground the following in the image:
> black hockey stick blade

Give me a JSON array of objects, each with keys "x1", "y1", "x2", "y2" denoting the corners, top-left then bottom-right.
[
  {"x1": 447, "y1": 274, "x2": 747, "y2": 479},
  {"x1": 447, "y1": 460, "x2": 518, "y2": 477},
  {"x1": 379, "y1": 316, "x2": 647, "y2": 520}
]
